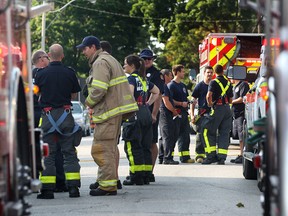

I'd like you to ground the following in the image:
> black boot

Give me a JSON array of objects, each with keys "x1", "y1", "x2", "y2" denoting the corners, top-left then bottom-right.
[
  {"x1": 123, "y1": 175, "x2": 144, "y2": 185},
  {"x1": 37, "y1": 190, "x2": 54, "y2": 199},
  {"x1": 69, "y1": 186, "x2": 80, "y2": 198},
  {"x1": 89, "y1": 188, "x2": 117, "y2": 196}
]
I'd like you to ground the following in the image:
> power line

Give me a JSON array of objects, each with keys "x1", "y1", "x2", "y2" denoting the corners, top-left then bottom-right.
[{"x1": 51, "y1": 0, "x2": 255, "y2": 23}]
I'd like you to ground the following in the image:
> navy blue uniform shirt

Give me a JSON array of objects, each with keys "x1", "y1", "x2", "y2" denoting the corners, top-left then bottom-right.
[
  {"x1": 160, "y1": 84, "x2": 174, "y2": 111},
  {"x1": 167, "y1": 80, "x2": 188, "y2": 109},
  {"x1": 232, "y1": 80, "x2": 250, "y2": 113},
  {"x1": 128, "y1": 71, "x2": 154, "y2": 104},
  {"x1": 35, "y1": 61, "x2": 81, "y2": 108},
  {"x1": 208, "y1": 75, "x2": 233, "y2": 103},
  {"x1": 192, "y1": 81, "x2": 210, "y2": 110}
]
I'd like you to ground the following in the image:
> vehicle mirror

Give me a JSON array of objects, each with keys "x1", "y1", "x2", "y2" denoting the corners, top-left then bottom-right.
[
  {"x1": 227, "y1": 65, "x2": 247, "y2": 80},
  {"x1": 189, "y1": 68, "x2": 197, "y2": 81}
]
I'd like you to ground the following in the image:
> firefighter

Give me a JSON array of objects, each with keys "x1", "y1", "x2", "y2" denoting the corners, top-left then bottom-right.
[
  {"x1": 202, "y1": 64, "x2": 233, "y2": 165},
  {"x1": 168, "y1": 65, "x2": 195, "y2": 163},
  {"x1": 190, "y1": 66, "x2": 213, "y2": 163},
  {"x1": 122, "y1": 54, "x2": 159, "y2": 185},
  {"x1": 35, "y1": 44, "x2": 82, "y2": 199},
  {"x1": 77, "y1": 36, "x2": 138, "y2": 196}
]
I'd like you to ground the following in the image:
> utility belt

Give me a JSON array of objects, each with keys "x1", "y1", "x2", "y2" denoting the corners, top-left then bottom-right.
[
  {"x1": 215, "y1": 97, "x2": 229, "y2": 106},
  {"x1": 43, "y1": 105, "x2": 72, "y2": 114},
  {"x1": 137, "y1": 102, "x2": 148, "y2": 106}
]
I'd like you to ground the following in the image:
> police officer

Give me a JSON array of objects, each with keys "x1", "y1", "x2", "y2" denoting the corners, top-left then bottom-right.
[
  {"x1": 202, "y1": 64, "x2": 233, "y2": 165},
  {"x1": 168, "y1": 65, "x2": 195, "y2": 163},
  {"x1": 139, "y1": 48, "x2": 164, "y2": 182},
  {"x1": 190, "y1": 66, "x2": 213, "y2": 163},
  {"x1": 35, "y1": 44, "x2": 82, "y2": 199},
  {"x1": 122, "y1": 54, "x2": 159, "y2": 185}
]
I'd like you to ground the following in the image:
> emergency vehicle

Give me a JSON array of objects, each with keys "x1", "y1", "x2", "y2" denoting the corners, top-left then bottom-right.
[
  {"x1": 0, "y1": 1, "x2": 53, "y2": 215},
  {"x1": 198, "y1": 33, "x2": 264, "y2": 82},
  {"x1": 240, "y1": 0, "x2": 288, "y2": 215}
]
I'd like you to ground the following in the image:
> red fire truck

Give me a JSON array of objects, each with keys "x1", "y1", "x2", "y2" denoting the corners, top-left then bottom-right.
[
  {"x1": 0, "y1": 1, "x2": 53, "y2": 215},
  {"x1": 198, "y1": 33, "x2": 264, "y2": 83}
]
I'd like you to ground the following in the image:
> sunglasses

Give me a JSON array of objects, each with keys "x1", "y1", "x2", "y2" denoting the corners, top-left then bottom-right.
[{"x1": 143, "y1": 57, "x2": 153, "y2": 61}]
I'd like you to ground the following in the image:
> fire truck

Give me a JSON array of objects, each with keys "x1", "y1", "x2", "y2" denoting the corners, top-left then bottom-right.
[
  {"x1": 0, "y1": 1, "x2": 53, "y2": 215},
  {"x1": 239, "y1": 0, "x2": 288, "y2": 215},
  {"x1": 198, "y1": 33, "x2": 264, "y2": 83}
]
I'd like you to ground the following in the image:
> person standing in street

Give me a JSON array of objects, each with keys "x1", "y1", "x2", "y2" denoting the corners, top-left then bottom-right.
[
  {"x1": 229, "y1": 77, "x2": 250, "y2": 164},
  {"x1": 168, "y1": 65, "x2": 195, "y2": 164},
  {"x1": 122, "y1": 54, "x2": 159, "y2": 185},
  {"x1": 202, "y1": 64, "x2": 233, "y2": 165},
  {"x1": 32, "y1": 50, "x2": 68, "y2": 193},
  {"x1": 190, "y1": 66, "x2": 213, "y2": 163},
  {"x1": 158, "y1": 69, "x2": 179, "y2": 164},
  {"x1": 89, "y1": 40, "x2": 122, "y2": 190},
  {"x1": 77, "y1": 36, "x2": 138, "y2": 196},
  {"x1": 139, "y1": 48, "x2": 164, "y2": 182},
  {"x1": 35, "y1": 44, "x2": 82, "y2": 199}
]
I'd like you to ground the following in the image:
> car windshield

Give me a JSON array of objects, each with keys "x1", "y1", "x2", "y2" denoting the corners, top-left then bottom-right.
[{"x1": 72, "y1": 103, "x2": 82, "y2": 114}]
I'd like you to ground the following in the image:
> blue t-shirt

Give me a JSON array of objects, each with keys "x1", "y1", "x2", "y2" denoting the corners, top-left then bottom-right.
[
  {"x1": 167, "y1": 80, "x2": 188, "y2": 109},
  {"x1": 192, "y1": 81, "x2": 209, "y2": 110},
  {"x1": 160, "y1": 84, "x2": 174, "y2": 111},
  {"x1": 127, "y1": 71, "x2": 154, "y2": 104}
]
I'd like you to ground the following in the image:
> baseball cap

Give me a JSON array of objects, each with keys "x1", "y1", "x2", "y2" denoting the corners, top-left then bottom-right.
[
  {"x1": 76, "y1": 36, "x2": 100, "y2": 49},
  {"x1": 139, "y1": 48, "x2": 157, "y2": 59}
]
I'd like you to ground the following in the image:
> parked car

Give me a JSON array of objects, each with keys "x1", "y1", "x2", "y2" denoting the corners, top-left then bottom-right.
[{"x1": 71, "y1": 101, "x2": 91, "y2": 137}]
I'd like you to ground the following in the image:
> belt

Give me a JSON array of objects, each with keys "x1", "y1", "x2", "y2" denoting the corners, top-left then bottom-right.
[{"x1": 43, "y1": 105, "x2": 71, "y2": 113}]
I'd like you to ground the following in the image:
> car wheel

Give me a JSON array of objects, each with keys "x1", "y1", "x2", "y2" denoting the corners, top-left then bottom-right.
[{"x1": 242, "y1": 119, "x2": 257, "y2": 180}]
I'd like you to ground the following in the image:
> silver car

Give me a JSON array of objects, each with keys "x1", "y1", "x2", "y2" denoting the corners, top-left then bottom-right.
[{"x1": 71, "y1": 101, "x2": 91, "y2": 137}]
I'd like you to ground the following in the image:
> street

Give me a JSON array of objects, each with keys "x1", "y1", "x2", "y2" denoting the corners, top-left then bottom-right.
[{"x1": 27, "y1": 135, "x2": 262, "y2": 216}]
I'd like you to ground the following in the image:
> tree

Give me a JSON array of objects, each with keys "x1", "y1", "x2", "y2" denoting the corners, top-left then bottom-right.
[{"x1": 31, "y1": 0, "x2": 151, "y2": 76}]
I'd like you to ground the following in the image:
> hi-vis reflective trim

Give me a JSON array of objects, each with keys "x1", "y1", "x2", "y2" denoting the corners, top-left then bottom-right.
[
  {"x1": 38, "y1": 117, "x2": 42, "y2": 127},
  {"x1": 127, "y1": 141, "x2": 145, "y2": 173},
  {"x1": 65, "y1": 172, "x2": 80, "y2": 180},
  {"x1": 218, "y1": 148, "x2": 228, "y2": 155},
  {"x1": 92, "y1": 103, "x2": 138, "y2": 123},
  {"x1": 209, "y1": 42, "x2": 236, "y2": 68},
  {"x1": 203, "y1": 129, "x2": 216, "y2": 153},
  {"x1": 172, "y1": 151, "x2": 174, "y2": 156},
  {"x1": 178, "y1": 151, "x2": 190, "y2": 156},
  {"x1": 92, "y1": 80, "x2": 109, "y2": 90},
  {"x1": 131, "y1": 74, "x2": 147, "y2": 92},
  {"x1": 39, "y1": 173, "x2": 56, "y2": 184},
  {"x1": 86, "y1": 95, "x2": 94, "y2": 105},
  {"x1": 99, "y1": 179, "x2": 117, "y2": 187},
  {"x1": 196, "y1": 153, "x2": 206, "y2": 158},
  {"x1": 144, "y1": 165, "x2": 153, "y2": 171},
  {"x1": 215, "y1": 77, "x2": 230, "y2": 96},
  {"x1": 109, "y1": 76, "x2": 128, "y2": 87},
  {"x1": 210, "y1": 109, "x2": 215, "y2": 116}
]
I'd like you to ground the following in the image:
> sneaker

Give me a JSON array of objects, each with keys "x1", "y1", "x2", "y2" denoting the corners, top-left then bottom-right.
[
  {"x1": 69, "y1": 187, "x2": 80, "y2": 198},
  {"x1": 163, "y1": 160, "x2": 179, "y2": 165},
  {"x1": 234, "y1": 155, "x2": 243, "y2": 164},
  {"x1": 217, "y1": 158, "x2": 226, "y2": 165},
  {"x1": 182, "y1": 158, "x2": 195, "y2": 163},
  {"x1": 196, "y1": 157, "x2": 204, "y2": 163},
  {"x1": 202, "y1": 157, "x2": 218, "y2": 165},
  {"x1": 37, "y1": 190, "x2": 54, "y2": 199},
  {"x1": 230, "y1": 155, "x2": 242, "y2": 163},
  {"x1": 89, "y1": 188, "x2": 117, "y2": 196}
]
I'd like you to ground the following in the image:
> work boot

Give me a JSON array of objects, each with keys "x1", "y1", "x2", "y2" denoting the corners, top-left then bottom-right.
[
  {"x1": 149, "y1": 174, "x2": 155, "y2": 182},
  {"x1": 90, "y1": 180, "x2": 122, "y2": 189},
  {"x1": 123, "y1": 177, "x2": 144, "y2": 186},
  {"x1": 217, "y1": 158, "x2": 226, "y2": 165},
  {"x1": 158, "y1": 159, "x2": 163, "y2": 164},
  {"x1": 69, "y1": 186, "x2": 80, "y2": 198},
  {"x1": 54, "y1": 186, "x2": 69, "y2": 193},
  {"x1": 230, "y1": 155, "x2": 243, "y2": 164},
  {"x1": 89, "y1": 188, "x2": 117, "y2": 196},
  {"x1": 163, "y1": 159, "x2": 179, "y2": 165},
  {"x1": 37, "y1": 190, "x2": 54, "y2": 199},
  {"x1": 202, "y1": 157, "x2": 218, "y2": 165},
  {"x1": 196, "y1": 157, "x2": 204, "y2": 163},
  {"x1": 117, "y1": 180, "x2": 122, "y2": 189},
  {"x1": 182, "y1": 158, "x2": 195, "y2": 163}
]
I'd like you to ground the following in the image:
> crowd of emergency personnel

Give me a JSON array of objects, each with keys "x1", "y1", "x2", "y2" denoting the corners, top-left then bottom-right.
[{"x1": 31, "y1": 35, "x2": 249, "y2": 199}]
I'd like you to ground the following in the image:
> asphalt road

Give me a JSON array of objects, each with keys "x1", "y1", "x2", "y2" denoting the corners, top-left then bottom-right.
[{"x1": 27, "y1": 135, "x2": 262, "y2": 216}]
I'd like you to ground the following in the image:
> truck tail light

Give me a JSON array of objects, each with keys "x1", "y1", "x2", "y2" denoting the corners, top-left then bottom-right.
[
  {"x1": 253, "y1": 154, "x2": 261, "y2": 169},
  {"x1": 42, "y1": 143, "x2": 49, "y2": 157}
]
